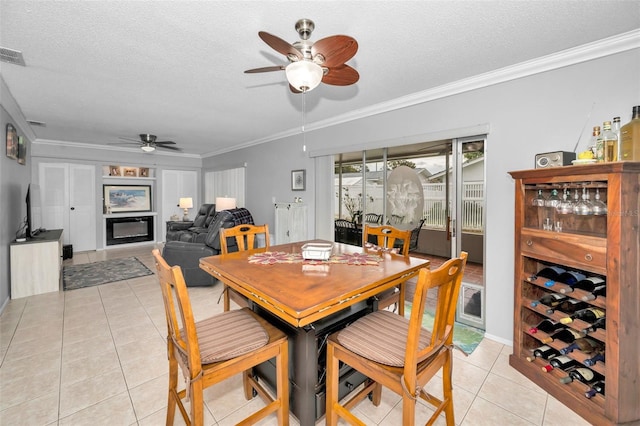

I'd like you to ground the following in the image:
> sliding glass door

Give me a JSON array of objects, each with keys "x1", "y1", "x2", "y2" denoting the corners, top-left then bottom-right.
[{"x1": 334, "y1": 135, "x2": 486, "y2": 329}]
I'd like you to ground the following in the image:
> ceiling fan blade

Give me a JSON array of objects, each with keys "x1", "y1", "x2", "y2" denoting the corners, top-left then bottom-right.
[
  {"x1": 156, "y1": 144, "x2": 181, "y2": 151},
  {"x1": 154, "y1": 141, "x2": 176, "y2": 145},
  {"x1": 312, "y1": 35, "x2": 358, "y2": 67},
  {"x1": 258, "y1": 31, "x2": 303, "y2": 60},
  {"x1": 244, "y1": 65, "x2": 286, "y2": 74},
  {"x1": 322, "y1": 64, "x2": 359, "y2": 86},
  {"x1": 118, "y1": 136, "x2": 142, "y2": 142}
]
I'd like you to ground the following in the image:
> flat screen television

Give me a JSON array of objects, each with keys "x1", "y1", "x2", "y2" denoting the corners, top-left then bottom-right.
[{"x1": 25, "y1": 183, "x2": 44, "y2": 238}]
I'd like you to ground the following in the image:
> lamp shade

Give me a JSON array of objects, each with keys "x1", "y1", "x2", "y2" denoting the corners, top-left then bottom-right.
[
  {"x1": 178, "y1": 197, "x2": 193, "y2": 209},
  {"x1": 141, "y1": 144, "x2": 155, "y2": 153},
  {"x1": 285, "y1": 60, "x2": 323, "y2": 92},
  {"x1": 215, "y1": 197, "x2": 237, "y2": 211}
]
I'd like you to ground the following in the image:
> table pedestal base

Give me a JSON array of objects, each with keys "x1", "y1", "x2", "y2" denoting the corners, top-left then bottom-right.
[{"x1": 253, "y1": 300, "x2": 373, "y2": 426}]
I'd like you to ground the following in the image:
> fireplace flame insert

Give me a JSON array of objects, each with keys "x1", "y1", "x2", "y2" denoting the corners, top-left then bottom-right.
[{"x1": 106, "y1": 216, "x2": 154, "y2": 246}]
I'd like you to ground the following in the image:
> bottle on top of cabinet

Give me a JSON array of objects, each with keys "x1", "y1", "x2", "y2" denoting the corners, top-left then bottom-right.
[{"x1": 620, "y1": 105, "x2": 640, "y2": 161}]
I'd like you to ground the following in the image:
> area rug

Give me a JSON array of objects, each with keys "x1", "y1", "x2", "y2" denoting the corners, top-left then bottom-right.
[
  {"x1": 405, "y1": 302, "x2": 485, "y2": 354},
  {"x1": 63, "y1": 257, "x2": 154, "y2": 290}
]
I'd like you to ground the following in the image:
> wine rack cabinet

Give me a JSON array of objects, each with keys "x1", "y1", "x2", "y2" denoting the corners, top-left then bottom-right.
[{"x1": 509, "y1": 163, "x2": 640, "y2": 426}]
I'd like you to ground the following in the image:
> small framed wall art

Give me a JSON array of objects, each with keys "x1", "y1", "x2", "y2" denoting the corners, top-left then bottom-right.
[
  {"x1": 6, "y1": 123, "x2": 18, "y2": 159},
  {"x1": 291, "y1": 169, "x2": 306, "y2": 191}
]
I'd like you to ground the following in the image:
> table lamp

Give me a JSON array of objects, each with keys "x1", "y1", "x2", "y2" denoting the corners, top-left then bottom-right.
[
  {"x1": 215, "y1": 197, "x2": 237, "y2": 211},
  {"x1": 179, "y1": 197, "x2": 193, "y2": 221}
]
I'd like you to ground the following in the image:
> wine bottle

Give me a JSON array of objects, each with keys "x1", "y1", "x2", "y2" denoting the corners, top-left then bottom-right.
[
  {"x1": 559, "y1": 276, "x2": 605, "y2": 294},
  {"x1": 601, "y1": 121, "x2": 618, "y2": 162},
  {"x1": 547, "y1": 298, "x2": 588, "y2": 315},
  {"x1": 529, "y1": 318, "x2": 564, "y2": 334},
  {"x1": 559, "y1": 366, "x2": 604, "y2": 385},
  {"x1": 526, "y1": 344, "x2": 560, "y2": 362},
  {"x1": 560, "y1": 368, "x2": 602, "y2": 385},
  {"x1": 620, "y1": 105, "x2": 640, "y2": 161},
  {"x1": 585, "y1": 380, "x2": 605, "y2": 398},
  {"x1": 548, "y1": 328, "x2": 582, "y2": 344},
  {"x1": 613, "y1": 116, "x2": 622, "y2": 161},
  {"x1": 535, "y1": 265, "x2": 566, "y2": 281},
  {"x1": 580, "y1": 317, "x2": 606, "y2": 336},
  {"x1": 581, "y1": 284, "x2": 607, "y2": 301},
  {"x1": 541, "y1": 355, "x2": 581, "y2": 372},
  {"x1": 531, "y1": 293, "x2": 566, "y2": 309},
  {"x1": 559, "y1": 307, "x2": 605, "y2": 324},
  {"x1": 559, "y1": 337, "x2": 604, "y2": 355},
  {"x1": 556, "y1": 270, "x2": 586, "y2": 286},
  {"x1": 584, "y1": 352, "x2": 605, "y2": 366}
]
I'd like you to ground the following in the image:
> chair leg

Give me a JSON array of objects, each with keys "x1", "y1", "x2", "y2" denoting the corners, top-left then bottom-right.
[
  {"x1": 166, "y1": 354, "x2": 179, "y2": 425},
  {"x1": 371, "y1": 381, "x2": 382, "y2": 406},
  {"x1": 223, "y1": 284, "x2": 231, "y2": 311},
  {"x1": 398, "y1": 283, "x2": 405, "y2": 317},
  {"x1": 402, "y1": 394, "x2": 416, "y2": 426},
  {"x1": 442, "y1": 351, "x2": 455, "y2": 425},
  {"x1": 242, "y1": 370, "x2": 253, "y2": 399},
  {"x1": 276, "y1": 340, "x2": 290, "y2": 426},
  {"x1": 325, "y1": 343, "x2": 339, "y2": 426},
  {"x1": 189, "y1": 378, "x2": 204, "y2": 426}
]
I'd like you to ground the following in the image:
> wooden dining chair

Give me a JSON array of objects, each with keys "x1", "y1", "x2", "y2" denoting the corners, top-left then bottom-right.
[
  {"x1": 220, "y1": 224, "x2": 270, "y2": 311},
  {"x1": 363, "y1": 224, "x2": 411, "y2": 316},
  {"x1": 326, "y1": 252, "x2": 468, "y2": 426},
  {"x1": 152, "y1": 249, "x2": 289, "y2": 426}
]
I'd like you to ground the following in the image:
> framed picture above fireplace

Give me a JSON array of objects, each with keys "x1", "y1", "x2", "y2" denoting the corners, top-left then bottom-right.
[{"x1": 104, "y1": 184, "x2": 152, "y2": 213}]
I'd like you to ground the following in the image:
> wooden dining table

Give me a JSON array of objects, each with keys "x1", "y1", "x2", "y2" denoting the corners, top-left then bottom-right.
[{"x1": 199, "y1": 239, "x2": 429, "y2": 425}]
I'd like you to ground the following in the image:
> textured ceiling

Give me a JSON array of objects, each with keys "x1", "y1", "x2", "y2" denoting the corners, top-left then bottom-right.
[{"x1": 1, "y1": 1, "x2": 639, "y2": 156}]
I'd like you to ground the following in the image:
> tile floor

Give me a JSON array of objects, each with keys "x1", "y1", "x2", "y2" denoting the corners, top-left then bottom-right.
[{"x1": 0, "y1": 243, "x2": 592, "y2": 425}]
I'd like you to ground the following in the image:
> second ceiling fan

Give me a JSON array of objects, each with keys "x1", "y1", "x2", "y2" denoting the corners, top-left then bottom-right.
[{"x1": 245, "y1": 18, "x2": 359, "y2": 93}]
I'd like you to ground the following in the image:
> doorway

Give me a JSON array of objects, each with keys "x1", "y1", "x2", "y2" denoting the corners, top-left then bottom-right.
[{"x1": 334, "y1": 136, "x2": 486, "y2": 329}]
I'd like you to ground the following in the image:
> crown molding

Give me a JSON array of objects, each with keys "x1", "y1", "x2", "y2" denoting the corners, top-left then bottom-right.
[
  {"x1": 0, "y1": 76, "x2": 37, "y2": 141},
  {"x1": 33, "y1": 139, "x2": 201, "y2": 158},
  {"x1": 203, "y1": 28, "x2": 640, "y2": 158}
]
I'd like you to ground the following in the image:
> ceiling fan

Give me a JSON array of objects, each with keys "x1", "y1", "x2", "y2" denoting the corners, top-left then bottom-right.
[
  {"x1": 116, "y1": 134, "x2": 180, "y2": 152},
  {"x1": 245, "y1": 18, "x2": 359, "y2": 93}
]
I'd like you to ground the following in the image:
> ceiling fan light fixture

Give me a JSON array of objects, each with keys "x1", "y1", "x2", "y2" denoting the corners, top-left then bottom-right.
[
  {"x1": 141, "y1": 144, "x2": 155, "y2": 153},
  {"x1": 286, "y1": 60, "x2": 323, "y2": 92}
]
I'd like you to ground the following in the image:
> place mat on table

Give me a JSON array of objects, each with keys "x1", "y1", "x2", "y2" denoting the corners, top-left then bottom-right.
[{"x1": 248, "y1": 251, "x2": 381, "y2": 265}]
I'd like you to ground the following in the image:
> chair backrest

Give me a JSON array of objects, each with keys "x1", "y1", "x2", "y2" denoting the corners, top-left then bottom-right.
[
  {"x1": 363, "y1": 224, "x2": 411, "y2": 256},
  {"x1": 192, "y1": 204, "x2": 215, "y2": 228},
  {"x1": 152, "y1": 249, "x2": 202, "y2": 374},
  {"x1": 204, "y1": 208, "x2": 255, "y2": 250},
  {"x1": 388, "y1": 214, "x2": 405, "y2": 225},
  {"x1": 406, "y1": 252, "x2": 468, "y2": 371},
  {"x1": 408, "y1": 219, "x2": 425, "y2": 251},
  {"x1": 364, "y1": 213, "x2": 382, "y2": 224},
  {"x1": 335, "y1": 219, "x2": 356, "y2": 229},
  {"x1": 220, "y1": 224, "x2": 270, "y2": 254}
]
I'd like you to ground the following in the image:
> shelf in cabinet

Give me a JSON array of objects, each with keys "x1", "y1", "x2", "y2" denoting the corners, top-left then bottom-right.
[
  {"x1": 524, "y1": 182, "x2": 608, "y2": 190},
  {"x1": 509, "y1": 355, "x2": 606, "y2": 420},
  {"x1": 522, "y1": 296, "x2": 605, "y2": 334},
  {"x1": 523, "y1": 275, "x2": 607, "y2": 310}
]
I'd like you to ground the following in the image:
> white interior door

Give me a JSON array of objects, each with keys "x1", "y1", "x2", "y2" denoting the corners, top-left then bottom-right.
[
  {"x1": 69, "y1": 165, "x2": 96, "y2": 252},
  {"x1": 39, "y1": 163, "x2": 96, "y2": 252},
  {"x1": 39, "y1": 163, "x2": 68, "y2": 240}
]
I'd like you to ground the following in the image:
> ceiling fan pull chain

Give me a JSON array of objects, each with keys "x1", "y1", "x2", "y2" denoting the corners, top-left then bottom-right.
[{"x1": 302, "y1": 91, "x2": 307, "y2": 152}]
